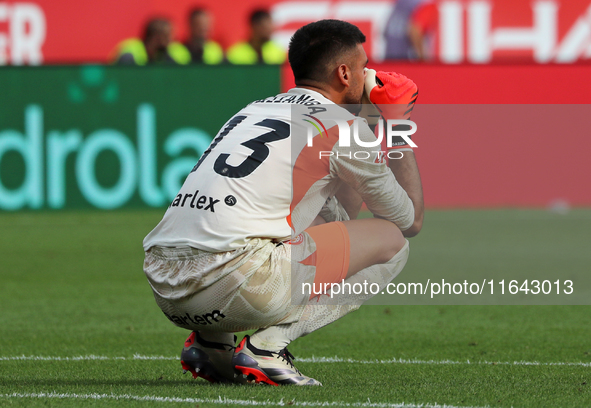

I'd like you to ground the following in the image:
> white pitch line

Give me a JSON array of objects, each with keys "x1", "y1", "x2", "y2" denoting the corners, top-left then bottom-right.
[
  {"x1": 0, "y1": 354, "x2": 175, "y2": 361},
  {"x1": 1, "y1": 354, "x2": 590, "y2": 367},
  {"x1": 298, "y1": 357, "x2": 591, "y2": 367},
  {"x1": 0, "y1": 392, "x2": 491, "y2": 408}
]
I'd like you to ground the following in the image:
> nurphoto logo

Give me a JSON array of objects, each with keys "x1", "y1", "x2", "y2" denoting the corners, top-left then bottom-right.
[{"x1": 303, "y1": 115, "x2": 417, "y2": 161}]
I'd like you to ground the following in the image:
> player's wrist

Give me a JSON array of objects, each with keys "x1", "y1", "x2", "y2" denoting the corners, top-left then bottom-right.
[{"x1": 387, "y1": 129, "x2": 414, "y2": 150}]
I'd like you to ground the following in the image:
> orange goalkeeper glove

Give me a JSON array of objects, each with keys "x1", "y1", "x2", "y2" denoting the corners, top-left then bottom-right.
[{"x1": 361, "y1": 69, "x2": 418, "y2": 150}]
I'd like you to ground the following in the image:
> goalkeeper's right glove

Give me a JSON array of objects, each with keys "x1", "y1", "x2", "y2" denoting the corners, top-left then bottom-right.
[{"x1": 363, "y1": 69, "x2": 418, "y2": 150}]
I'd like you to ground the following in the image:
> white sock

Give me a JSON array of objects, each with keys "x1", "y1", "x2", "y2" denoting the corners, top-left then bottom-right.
[{"x1": 266, "y1": 241, "x2": 410, "y2": 342}]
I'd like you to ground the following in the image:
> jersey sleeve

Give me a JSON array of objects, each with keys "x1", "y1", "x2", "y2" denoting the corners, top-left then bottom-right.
[{"x1": 329, "y1": 119, "x2": 415, "y2": 231}]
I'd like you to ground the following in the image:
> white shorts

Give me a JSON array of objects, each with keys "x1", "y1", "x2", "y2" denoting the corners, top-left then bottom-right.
[
  {"x1": 143, "y1": 216, "x2": 359, "y2": 333},
  {"x1": 143, "y1": 237, "x2": 312, "y2": 332}
]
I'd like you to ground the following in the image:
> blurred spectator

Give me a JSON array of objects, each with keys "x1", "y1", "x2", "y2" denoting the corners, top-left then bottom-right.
[
  {"x1": 111, "y1": 18, "x2": 191, "y2": 65},
  {"x1": 185, "y1": 8, "x2": 223, "y2": 64},
  {"x1": 384, "y1": 0, "x2": 437, "y2": 61},
  {"x1": 226, "y1": 9, "x2": 286, "y2": 65}
]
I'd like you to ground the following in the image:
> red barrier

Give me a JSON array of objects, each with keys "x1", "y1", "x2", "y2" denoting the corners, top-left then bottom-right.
[
  {"x1": 282, "y1": 63, "x2": 591, "y2": 103},
  {"x1": 409, "y1": 104, "x2": 591, "y2": 207},
  {"x1": 2, "y1": 0, "x2": 591, "y2": 64}
]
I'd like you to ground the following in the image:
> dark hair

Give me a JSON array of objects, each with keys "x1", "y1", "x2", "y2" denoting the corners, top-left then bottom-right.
[
  {"x1": 189, "y1": 7, "x2": 206, "y2": 21},
  {"x1": 250, "y1": 9, "x2": 270, "y2": 26},
  {"x1": 288, "y1": 20, "x2": 366, "y2": 84},
  {"x1": 143, "y1": 18, "x2": 171, "y2": 41}
]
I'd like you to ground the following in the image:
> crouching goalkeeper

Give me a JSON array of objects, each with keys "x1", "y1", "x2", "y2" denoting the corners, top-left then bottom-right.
[{"x1": 142, "y1": 19, "x2": 424, "y2": 386}]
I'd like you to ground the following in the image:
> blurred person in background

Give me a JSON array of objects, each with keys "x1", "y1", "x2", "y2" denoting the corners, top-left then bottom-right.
[
  {"x1": 111, "y1": 18, "x2": 191, "y2": 65},
  {"x1": 184, "y1": 7, "x2": 224, "y2": 64},
  {"x1": 384, "y1": 0, "x2": 437, "y2": 61},
  {"x1": 226, "y1": 9, "x2": 286, "y2": 64}
]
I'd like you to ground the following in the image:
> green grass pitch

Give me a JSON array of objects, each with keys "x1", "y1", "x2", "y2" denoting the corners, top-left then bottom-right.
[{"x1": 0, "y1": 209, "x2": 590, "y2": 407}]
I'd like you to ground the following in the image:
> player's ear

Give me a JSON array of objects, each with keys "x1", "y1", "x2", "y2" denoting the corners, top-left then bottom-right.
[{"x1": 337, "y1": 64, "x2": 350, "y2": 87}]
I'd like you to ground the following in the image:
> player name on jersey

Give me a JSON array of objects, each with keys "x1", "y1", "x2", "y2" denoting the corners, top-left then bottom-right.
[{"x1": 253, "y1": 93, "x2": 320, "y2": 106}]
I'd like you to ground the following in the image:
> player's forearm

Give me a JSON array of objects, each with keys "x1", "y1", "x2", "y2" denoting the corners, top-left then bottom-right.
[
  {"x1": 341, "y1": 158, "x2": 416, "y2": 234},
  {"x1": 332, "y1": 154, "x2": 413, "y2": 230},
  {"x1": 388, "y1": 151, "x2": 424, "y2": 237}
]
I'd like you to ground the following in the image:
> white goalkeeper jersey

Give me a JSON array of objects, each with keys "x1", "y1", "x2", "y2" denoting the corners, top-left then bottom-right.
[{"x1": 143, "y1": 88, "x2": 414, "y2": 252}]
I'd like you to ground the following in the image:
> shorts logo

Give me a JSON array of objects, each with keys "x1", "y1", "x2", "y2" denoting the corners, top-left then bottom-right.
[
  {"x1": 289, "y1": 233, "x2": 304, "y2": 245},
  {"x1": 163, "y1": 310, "x2": 226, "y2": 327}
]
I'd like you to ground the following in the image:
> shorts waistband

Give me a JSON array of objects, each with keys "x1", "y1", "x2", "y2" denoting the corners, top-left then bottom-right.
[{"x1": 146, "y1": 246, "x2": 206, "y2": 259}]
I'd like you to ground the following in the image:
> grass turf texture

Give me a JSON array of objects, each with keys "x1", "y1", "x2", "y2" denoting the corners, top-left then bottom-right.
[{"x1": 0, "y1": 209, "x2": 590, "y2": 407}]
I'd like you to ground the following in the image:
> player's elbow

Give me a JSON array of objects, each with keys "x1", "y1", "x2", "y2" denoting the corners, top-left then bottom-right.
[
  {"x1": 402, "y1": 212, "x2": 423, "y2": 237},
  {"x1": 402, "y1": 219, "x2": 422, "y2": 237}
]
